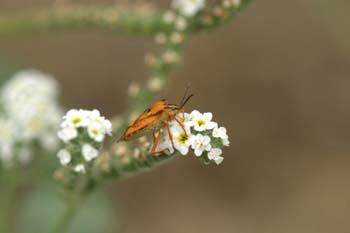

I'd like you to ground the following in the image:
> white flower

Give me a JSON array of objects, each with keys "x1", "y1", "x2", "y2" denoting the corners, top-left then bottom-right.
[
  {"x1": 57, "y1": 149, "x2": 71, "y2": 165},
  {"x1": 207, "y1": 148, "x2": 224, "y2": 164},
  {"x1": 232, "y1": 0, "x2": 241, "y2": 7},
  {"x1": 163, "y1": 50, "x2": 180, "y2": 63},
  {"x1": 74, "y1": 164, "x2": 86, "y2": 173},
  {"x1": 176, "y1": 112, "x2": 192, "y2": 128},
  {"x1": 170, "y1": 123, "x2": 192, "y2": 155},
  {"x1": 1, "y1": 70, "x2": 61, "y2": 127},
  {"x1": 172, "y1": 0, "x2": 206, "y2": 17},
  {"x1": 0, "y1": 69, "x2": 64, "y2": 166},
  {"x1": 207, "y1": 148, "x2": 222, "y2": 160},
  {"x1": 127, "y1": 82, "x2": 140, "y2": 97},
  {"x1": 62, "y1": 109, "x2": 89, "y2": 128},
  {"x1": 1, "y1": 70, "x2": 58, "y2": 106},
  {"x1": 59, "y1": 110, "x2": 112, "y2": 142},
  {"x1": 9, "y1": 100, "x2": 58, "y2": 137},
  {"x1": 212, "y1": 126, "x2": 228, "y2": 138},
  {"x1": 155, "y1": 33, "x2": 167, "y2": 44},
  {"x1": 0, "y1": 144, "x2": 14, "y2": 164},
  {"x1": 88, "y1": 110, "x2": 112, "y2": 135},
  {"x1": 87, "y1": 123, "x2": 105, "y2": 142},
  {"x1": 0, "y1": 118, "x2": 16, "y2": 163},
  {"x1": 175, "y1": 17, "x2": 188, "y2": 31},
  {"x1": 57, "y1": 109, "x2": 112, "y2": 171},
  {"x1": 170, "y1": 32, "x2": 184, "y2": 44},
  {"x1": 0, "y1": 118, "x2": 16, "y2": 144},
  {"x1": 82, "y1": 143, "x2": 99, "y2": 162},
  {"x1": 85, "y1": 110, "x2": 112, "y2": 142},
  {"x1": 57, "y1": 127, "x2": 78, "y2": 142},
  {"x1": 190, "y1": 110, "x2": 217, "y2": 132},
  {"x1": 1, "y1": 70, "x2": 63, "y2": 155},
  {"x1": 191, "y1": 134, "x2": 211, "y2": 156},
  {"x1": 222, "y1": 138, "x2": 230, "y2": 146},
  {"x1": 163, "y1": 11, "x2": 176, "y2": 23},
  {"x1": 147, "y1": 77, "x2": 164, "y2": 92},
  {"x1": 213, "y1": 126, "x2": 230, "y2": 146},
  {"x1": 214, "y1": 155, "x2": 224, "y2": 165},
  {"x1": 103, "y1": 120, "x2": 113, "y2": 135}
]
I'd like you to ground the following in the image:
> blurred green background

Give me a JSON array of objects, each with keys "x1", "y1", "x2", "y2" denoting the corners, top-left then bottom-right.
[{"x1": 1, "y1": 0, "x2": 350, "y2": 233}]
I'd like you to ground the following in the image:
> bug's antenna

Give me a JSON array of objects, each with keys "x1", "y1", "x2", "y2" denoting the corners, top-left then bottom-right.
[
  {"x1": 180, "y1": 83, "x2": 191, "y2": 106},
  {"x1": 180, "y1": 93, "x2": 194, "y2": 108}
]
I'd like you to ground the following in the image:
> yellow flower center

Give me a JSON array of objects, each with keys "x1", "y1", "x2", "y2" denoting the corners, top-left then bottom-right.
[
  {"x1": 30, "y1": 118, "x2": 42, "y2": 130},
  {"x1": 178, "y1": 133, "x2": 188, "y2": 144},
  {"x1": 197, "y1": 119, "x2": 205, "y2": 126},
  {"x1": 71, "y1": 117, "x2": 81, "y2": 125},
  {"x1": 91, "y1": 128, "x2": 99, "y2": 136}
]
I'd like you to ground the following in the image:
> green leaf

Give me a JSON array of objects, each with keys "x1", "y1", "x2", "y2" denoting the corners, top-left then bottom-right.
[{"x1": 18, "y1": 187, "x2": 118, "y2": 233}]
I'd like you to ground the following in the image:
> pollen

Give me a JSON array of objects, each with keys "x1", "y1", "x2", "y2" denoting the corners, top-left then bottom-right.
[
  {"x1": 178, "y1": 133, "x2": 189, "y2": 144},
  {"x1": 30, "y1": 118, "x2": 42, "y2": 130},
  {"x1": 91, "y1": 128, "x2": 99, "y2": 135},
  {"x1": 196, "y1": 119, "x2": 205, "y2": 126},
  {"x1": 71, "y1": 117, "x2": 82, "y2": 125}
]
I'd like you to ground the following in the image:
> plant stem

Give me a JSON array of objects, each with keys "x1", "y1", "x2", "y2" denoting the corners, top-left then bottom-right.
[
  {"x1": 0, "y1": 6, "x2": 168, "y2": 37},
  {"x1": 49, "y1": 195, "x2": 83, "y2": 233},
  {"x1": 0, "y1": 168, "x2": 19, "y2": 233},
  {"x1": 50, "y1": 175, "x2": 93, "y2": 233},
  {"x1": 0, "y1": 1, "x2": 254, "y2": 37}
]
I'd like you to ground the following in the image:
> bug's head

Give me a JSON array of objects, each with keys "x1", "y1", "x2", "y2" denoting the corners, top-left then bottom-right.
[{"x1": 166, "y1": 87, "x2": 194, "y2": 114}]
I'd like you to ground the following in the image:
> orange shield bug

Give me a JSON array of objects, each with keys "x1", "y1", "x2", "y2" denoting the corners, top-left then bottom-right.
[{"x1": 118, "y1": 92, "x2": 194, "y2": 155}]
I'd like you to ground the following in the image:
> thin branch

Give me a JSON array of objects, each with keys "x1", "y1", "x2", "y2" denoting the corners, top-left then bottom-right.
[{"x1": 0, "y1": 1, "x2": 253, "y2": 37}]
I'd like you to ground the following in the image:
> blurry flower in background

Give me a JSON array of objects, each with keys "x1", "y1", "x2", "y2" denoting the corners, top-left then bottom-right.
[
  {"x1": 0, "y1": 70, "x2": 63, "y2": 166},
  {"x1": 0, "y1": 118, "x2": 16, "y2": 164},
  {"x1": 154, "y1": 110, "x2": 229, "y2": 165},
  {"x1": 222, "y1": 0, "x2": 241, "y2": 8},
  {"x1": 172, "y1": 0, "x2": 206, "y2": 17},
  {"x1": 57, "y1": 109, "x2": 112, "y2": 173},
  {"x1": 57, "y1": 149, "x2": 71, "y2": 166}
]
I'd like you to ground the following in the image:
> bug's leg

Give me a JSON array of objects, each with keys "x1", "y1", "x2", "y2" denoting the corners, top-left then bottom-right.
[
  {"x1": 173, "y1": 116, "x2": 187, "y2": 135},
  {"x1": 150, "y1": 130, "x2": 162, "y2": 155},
  {"x1": 165, "y1": 109, "x2": 187, "y2": 135},
  {"x1": 163, "y1": 120, "x2": 175, "y2": 148},
  {"x1": 151, "y1": 130, "x2": 170, "y2": 155},
  {"x1": 152, "y1": 131, "x2": 156, "y2": 142}
]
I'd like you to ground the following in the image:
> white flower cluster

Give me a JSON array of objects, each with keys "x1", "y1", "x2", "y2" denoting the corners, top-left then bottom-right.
[
  {"x1": 57, "y1": 109, "x2": 112, "y2": 173},
  {"x1": 155, "y1": 110, "x2": 229, "y2": 165},
  {"x1": 172, "y1": 0, "x2": 206, "y2": 17},
  {"x1": 0, "y1": 70, "x2": 62, "y2": 166}
]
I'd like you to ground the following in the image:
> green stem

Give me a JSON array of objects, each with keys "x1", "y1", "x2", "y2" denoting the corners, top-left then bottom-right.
[
  {"x1": 50, "y1": 202, "x2": 78, "y2": 233},
  {"x1": 0, "y1": 1, "x2": 254, "y2": 37},
  {"x1": 50, "y1": 175, "x2": 93, "y2": 233},
  {"x1": 0, "y1": 6, "x2": 169, "y2": 37},
  {"x1": 49, "y1": 194, "x2": 84, "y2": 233},
  {"x1": 0, "y1": 168, "x2": 19, "y2": 233}
]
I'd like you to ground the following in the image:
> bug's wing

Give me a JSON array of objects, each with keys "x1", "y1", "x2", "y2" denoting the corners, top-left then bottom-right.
[
  {"x1": 132, "y1": 109, "x2": 152, "y2": 122},
  {"x1": 118, "y1": 114, "x2": 162, "y2": 141},
  {"x1": 118, "y1": 100, "x2": 168, "y2": 141}
]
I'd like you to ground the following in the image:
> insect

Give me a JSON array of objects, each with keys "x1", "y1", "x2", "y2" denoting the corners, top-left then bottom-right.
[{"x1": 118, "y1": 92, "x2": 194, "y2": 155}]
